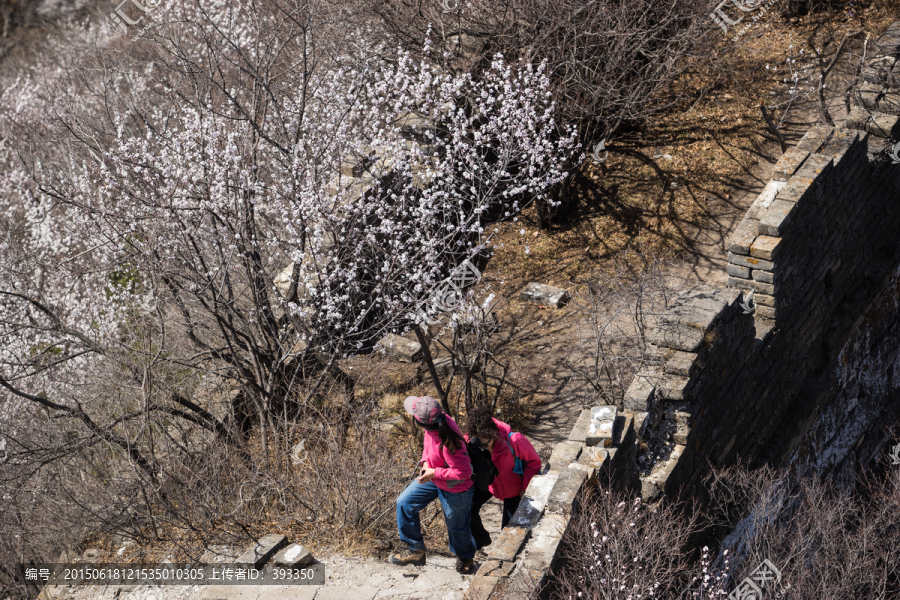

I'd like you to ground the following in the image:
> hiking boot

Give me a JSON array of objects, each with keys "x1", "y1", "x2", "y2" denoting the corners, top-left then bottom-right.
[
  {"x1": 388, "y1": 548, "x2": 426, "y2": 566},
  {"x1": 455, "y1": 557, "x2": 476, "y2": 574}
]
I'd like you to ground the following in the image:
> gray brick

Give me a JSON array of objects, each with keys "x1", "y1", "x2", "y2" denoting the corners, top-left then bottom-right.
[
  {"x1": 772, "y1": 147, "x2": 810, "y2": 181},
  {"x1": 867, "y1": 114, "x2": 900, "y2": 138},
  {"x1": 858, "y1": 82, "x2": 883, "y2": 109},
  {"x1": 750, "y1": 236, "x2": 782, "y2": 260},
  {"x1": 567, "y1": 409, "x2": 592, "y2": 443},
  {"x1": 487, "y1": 527, "x2": 529, "y2": 561},
  {"x1": 623, "y1": 371, "x2": 658, "y2": 411},
  {"x1": 272, "y1": 544, "x2": 313, "y2": 567},
  {"x1": 755, "y1": 293, "x2": 775, "y2": 307},
  {"x1": 521, "y1": 514, "x2": 569, "y2": 573},
  {"x1": 818, "y1": 133, "x2": 858, "y2": 162},
  {"x1": 546, "y1": 467, "x2": 588, "y2": 514},
  {"x1": 795, "y1": 125, "x2": 833, "y2": 153},
  {"x1": 548, "y1": 441, "x2": 583, "y2": 470},
  {"x1": 657, "y1": 375, "x2": 691, "y2": 401},
  {"x1": 757, "y1": 305, "x2": 776, "y2": 320},
  {"x1": 510, "y1": 472, "x2": 560, "y2": 529},
  {"x1": 727, "y1": 276, "x2": 774, "y2": 296},
  {"x1": 577, "y1": 447, "x2": 609, "y2": 468},
  {"x1": 880, "y1": 91, "x2": 900, "y2": 112},
  {"x1": 752, "y1": 270, "x2": 774, "y2": 284},
  {"x1": 759, "y1": 200, "x2": 796, "y2": 237},
  {"x1": 664, "y1": 350, "x2": 697, "y2": 376},
  {"x1": 727, "y1": 263, "x2": 750, "y2": 278},
  {"x1": 727, "y1": 217, "x2": 759, "y2": 255},
  {"x1": 236, "y1": 534, "x2": 288, "y2": 569},
  {"x1": 728, "y1": 252, "x2": 774, "y2": 271}
]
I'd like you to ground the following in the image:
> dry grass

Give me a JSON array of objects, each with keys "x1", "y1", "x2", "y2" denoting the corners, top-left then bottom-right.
[{"x1": 482, "y1": 7, "x2": 898, "y2": 295}]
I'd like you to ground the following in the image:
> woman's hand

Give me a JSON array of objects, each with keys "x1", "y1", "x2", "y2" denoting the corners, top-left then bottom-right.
[{"x1": 416, "y1": 467, "x2": 436, "y2": 484}]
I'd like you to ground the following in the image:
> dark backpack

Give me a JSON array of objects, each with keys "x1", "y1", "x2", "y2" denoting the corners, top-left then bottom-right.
[{"x1": 467, "y1": 438, "x2": 499, "y2": 492}]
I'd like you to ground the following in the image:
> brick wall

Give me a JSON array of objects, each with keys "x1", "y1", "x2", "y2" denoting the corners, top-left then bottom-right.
[{"x1": 623, "y1": 125, "x2": 900, "y2": 506}]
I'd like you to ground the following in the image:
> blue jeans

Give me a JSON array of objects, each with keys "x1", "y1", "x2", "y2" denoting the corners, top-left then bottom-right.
[{"x1": 396, "y1": 480, "x2": 476, "y2": 559}]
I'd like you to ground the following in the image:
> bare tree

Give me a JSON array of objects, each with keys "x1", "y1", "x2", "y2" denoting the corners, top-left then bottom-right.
[
  {"x1": 564, "y1": 250, "x2": 691, "y2": 409},
  {"x1": 703, "y1": 458, "x2": 900, "y2": 600},
  {"x1": 542, "y1": 481, "x2": 721, "y2": 600}
]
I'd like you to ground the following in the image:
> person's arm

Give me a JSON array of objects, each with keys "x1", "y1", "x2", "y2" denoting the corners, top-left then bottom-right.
[
  {"x1": 433, "y1": 444, "x2": 473, "y2": 482},
  {"x1": 512, "y1": 433, "x2": 542, "y2": 494}
]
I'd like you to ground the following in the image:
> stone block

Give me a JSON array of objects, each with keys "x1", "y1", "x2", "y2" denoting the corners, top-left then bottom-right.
[
  {"x1": 757, "y1": 305, "x2": 776, "y2": 320},
  {"x1": 727, "y1": 263, "x2": 750, "y2": 279},
  {"x1": 547, "y1": 441, "x2": 583, "y2": 470},
  {"x1": 487, "y1": 527, "x2": 529, "y2": 561},
  {"x1": 623, "y1": 371, "x2": 656, "y2": 411},
  {"x1": 750, "y1": 236, "x2": 782, "y2": 260},
  {"x1": 510, "y1": 471, "x2": 560, "y2": 528},
  {"x1": 669, "y1": 412, "x2": 691, "y2": 446},
  {"x1": 755, "y1": 293, "x2": 775, "y2": 307},
  {"x1": 648, "y1": 323, "x2": 705, "y2": 353},
  {"x1": 546, "y1": 466, "x2": 588, "y2": 513},
  {"x1": 614, "y1": 414, "x2": 634, "y2": 447},
  {"x1": 772, "y1": 147, "x2": 810, "y2": 181},
  {"x1": 645, "y1": 444, "x2": 685, "y2": 496},
  {"x1": 522, "y1": 514, "x2": 569, "y2": 573},
  {"x1": 846, "y1": 107, "x2": 870, "y2": 131},
  {"x1": 586, "y1": 406, "x2": 616, "y2": 446},
  {"x1": 475, "y1": 560, "x2": 516, "y2": 578},
  {"x1": 374, "y1": 334, "x2": 422, "y2": 363},
  {"x1": 272, "y1": 543, "x2": 313, "y2": 567},
  {"x1": 728, "y1": 251, "x2": 774, "y2": 271},
  {"x1": 727, "y1": 277, "x2": 775, "y2": 296},
  {"x1": 463, "y1": 576, "x2": 500, "y2": 600},
  {"x1": 657, "y1": 375, "x2": 691, "y2": 401},
  {"x1": 518, "y1": 283, "x2": 569, "y2": 308},
  {"x1": 236, "y1": 534, "x2": 288, "y2": 569},
  {"x1": 795, "y1": 125, "x2": 833, "y2": 154},
  {"x1": 567, "y1": 461, "x2": 597, "y2": 486},
  {"x1": 649, "y1": 288, "x2": 737, "y2": 352},
  {"x1": 664, "y1": 350, "x2": 697, "y2": 376},
  {"x1": 880, "y1": 91, "x2": 900, "y2": 113},
  {"x1": 752, "y1": 269, "x2": 774, "y2": 284},
  {"x1": 641, "y1": 479, "x2": 662, "y2": 502},
  {"x1": 859, "y1": 82, "x2": 883, "y2": 109},
  {"x1": 633, "y1": 411, "x2": 649, "y2": 438},
  {"x1": 727, "y1": 217, "x2": 759, "y2": 254},
  {"x1": 867, "y1": 114, "x2": 900, "y2": 138},
  {"x1": 567, "y1": 408, "x2": 592, "y2": 443},
  {"x1": 816, "y1": 136, "x2": 854, "y2": 164},
  {"x1": 374, "y1": 415, "x2": 404, "y2": 433},
  {"x1": 758, "y1": 200, "x2": 795, "y2": 237},
  {"x1": 577, "y1": 447, "x2": 609, "y2": 469}
]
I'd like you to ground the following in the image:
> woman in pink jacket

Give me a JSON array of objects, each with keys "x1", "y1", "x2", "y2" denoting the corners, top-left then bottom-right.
[
  {"x1": 464, "y1": 405, "x2": 542, "y2": 550},
  {"x1": 389, "y1": 396, "x2": 478, "y2": 574}
]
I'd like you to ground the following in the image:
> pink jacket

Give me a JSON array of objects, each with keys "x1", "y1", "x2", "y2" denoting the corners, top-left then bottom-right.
[
  {"x1": 467, "y1": 419, "x2": 542, "y2": 500},
  {"x1": 421, "y1": 415, "x2": 473, "y2": 493}
]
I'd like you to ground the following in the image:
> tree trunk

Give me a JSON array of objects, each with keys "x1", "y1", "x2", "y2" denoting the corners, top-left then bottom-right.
[{"x1": 414, "y1": 325, "x2": 450, "y2": 413}]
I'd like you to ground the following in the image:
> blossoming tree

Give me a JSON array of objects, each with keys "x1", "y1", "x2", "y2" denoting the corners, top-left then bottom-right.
[{"x1": 0, "y1": 0, "x2": 577, "y2": 472}]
